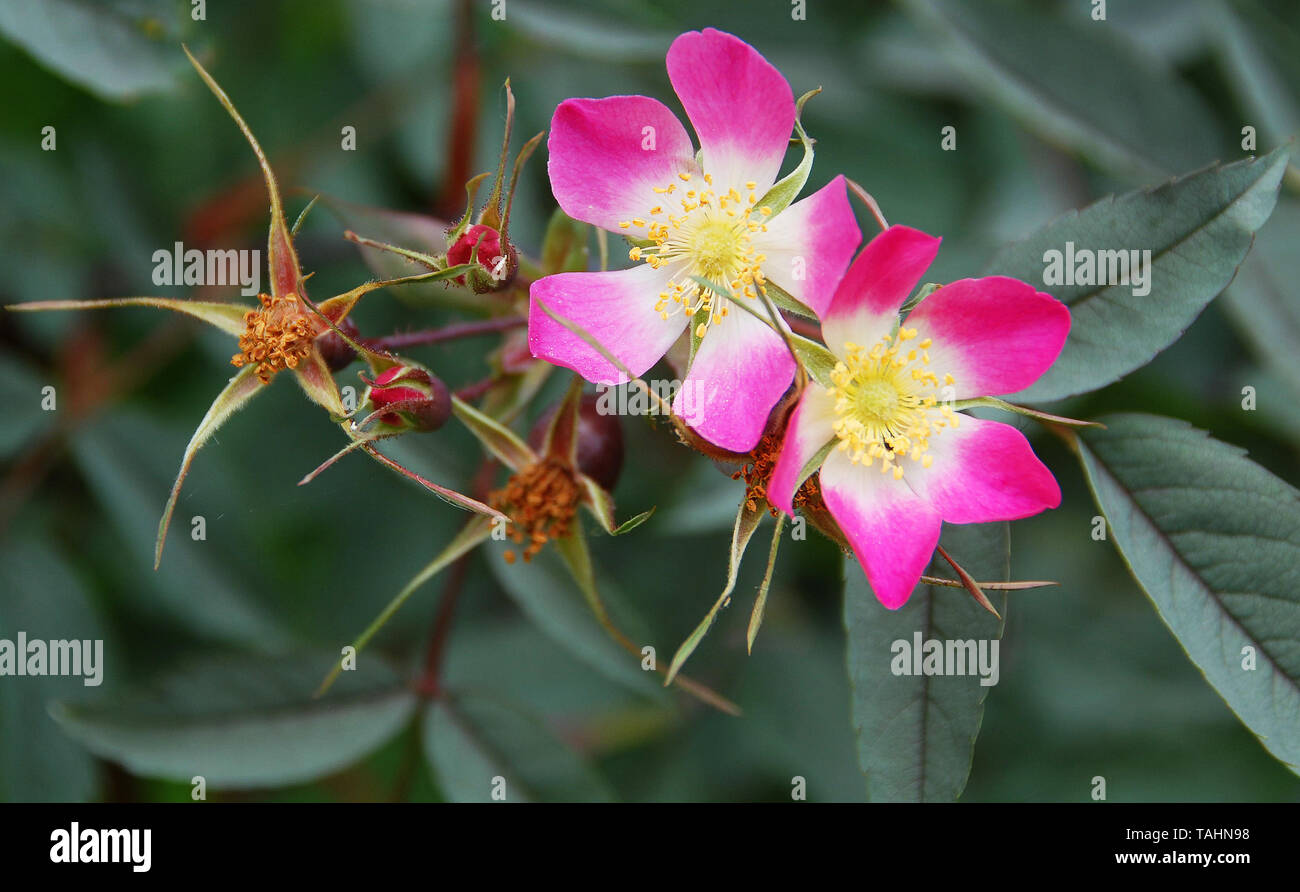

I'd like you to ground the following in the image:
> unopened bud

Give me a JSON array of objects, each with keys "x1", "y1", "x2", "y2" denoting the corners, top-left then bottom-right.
[
  {"x1": 362, "y1": 364, "x2": 451, "y2": 432},
  {"x1": 317, "y1": 317, "x2": 360, "y2": 372},
  {"x1": 447, "y1": 223, "x2": 517, "y2": 293}
]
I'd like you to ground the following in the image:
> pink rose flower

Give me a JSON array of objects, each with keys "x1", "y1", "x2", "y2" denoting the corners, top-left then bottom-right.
[
  {"x1": 769, "y1": 225, "x2": 1071, "y2": 608},
  {"x1": 529, "y1": 27, "x2": 861, "y2": 452}
]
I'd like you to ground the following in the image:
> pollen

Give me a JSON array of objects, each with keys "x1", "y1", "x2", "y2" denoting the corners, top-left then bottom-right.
[
  {"x1": 827, "y1": 328, "x2": 958, "y2": 479},
  {"x1": 231, "y1": 293, "x2": 318, "y2": 384},
  {"x1": 618, "y1": 170, "x2": 772, "y2": 340},
  {"x1": 489, "y1": 456, "x2": 581, "y2": 564},
  {"x1": 733, "y1": 431, "x2": 822, "y2": 517}
]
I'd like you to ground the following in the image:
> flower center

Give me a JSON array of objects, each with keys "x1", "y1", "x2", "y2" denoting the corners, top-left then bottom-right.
[
  {"x1": 620, "y1": 171, "x2": 772, "y2": 339},
  {"x1": 232, "y1": 293, "x2": 318, "y2": 384},
  {"x1": 828, "y1": 327, "x2": 959, "y2": 479},
  {"x1": 490, "y1": 456, "x2": 581, "y2": 564}
]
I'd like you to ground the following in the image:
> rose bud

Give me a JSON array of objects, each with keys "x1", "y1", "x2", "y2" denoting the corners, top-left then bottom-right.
[
  {"x1": 528, "y1": 392, "x2": 624, "y2": 491},
  {"x1": 361, "y1": 364, "x2": 452, "y2": 432},
  {"x1": 446, "y1": 223, "x2": 517, "y2": 294},
  {"x1": 316, "y1": 316, "x2": 361, "y2": 372}
]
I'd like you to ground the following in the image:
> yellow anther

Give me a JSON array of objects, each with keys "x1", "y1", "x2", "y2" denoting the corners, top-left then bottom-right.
[{"x1": 826, "y1": 332, "x2": 958, "y2": 479}]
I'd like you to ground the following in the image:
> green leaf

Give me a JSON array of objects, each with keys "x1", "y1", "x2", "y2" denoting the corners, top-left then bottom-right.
[
  {"x1": 452, "y1": 396, "x2": 536, "y2": 472},
  {"x1": 899, "y1": 0, "x2": 1223, "y2": 175},
  {"x1": 1212, "y1": 0, "x2": 1300, "y2": 153},
  {"x1": 0, "y1": 0, "x2": 186, "y2": 100},
  {"x1": 484, "y1": 537, "x2": 661, "y2": 699},
  {"x1": 0, "y1": 538, "x2": 103, "y2": 802},
  {"x1": 756, "y1": 91, "x2": 818, "y2": 216},
  {"x1": 317, "y1": 515, "x2": 495, "y2": 697},
  {"x1": 422, "y1": 693, "x2": 614, "y2": 802},
  {"x1": 0, "y1": 351, "x2": 53, "y2": 461},
  {"x1": 1077, "y1": 413, "x2": 1300, "y2": 775},
  {"x1": 155, "y1": 365, "x2": 265, "y2": 568},
  {"x1": 1221, "y1": 198, "x2": 1300, "y2": 398},
  {"x1": 746, "y1": 514, "x2": 786, "y2": 653},
  {"x1": 72, "y1": 411, "x2": 291, "y2": 652},
  {"x1": 986, "y1": 148, "x2": 1289, "y2": 403},
  {"x1": 612, "y1": 508, "x2": 655, "y2": 536},
  {"x1": 844, "y1": 522, "x2": 1008, "y2": 801},
  {"x1": 789, "y1": 334, "x2": 838, "y2": 389},
  {"x1": 6, "y1": 297, "x2": 250, "y2": 338},
  {"x1": 578, "y1": 475, "x2": 618, "y2": 535},
  {"x1": 52, "y1": 653, "x2": 416, "y2": 789},
  {"x1": 665, "y1": 500, "x2": 765, "y2": 684},
  {"x1": 764, "y1": 278, "x2": 817, "y2": 319}
]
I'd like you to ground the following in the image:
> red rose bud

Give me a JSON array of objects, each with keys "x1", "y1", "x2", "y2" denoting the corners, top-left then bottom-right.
[
  {"x1": 364, "y1": 365, "x2": 451, "y2": 432},
  {"x1": 447, "y1": 223, "x2": 517, "y2": 293},
  {"x1": 528, "y1": 393, "x2": 624, "y2": 491},
  {"x1": 317, "y1": 316, "x2": 361, "y2": 372}
]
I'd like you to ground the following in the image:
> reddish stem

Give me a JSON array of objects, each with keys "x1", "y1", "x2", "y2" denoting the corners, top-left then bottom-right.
[
  {"x1": 367, "y1": 315, "x2": 524, "y2": 351},
  {"x1": 436, "y1": 0, "x2": 480, "y2": 220},
  {"x1": 414, "y1": 458, "x2": 499, "y2": 700},
  {"x1": 454, "y1": 375, "x2": 498, "y2": 403}
]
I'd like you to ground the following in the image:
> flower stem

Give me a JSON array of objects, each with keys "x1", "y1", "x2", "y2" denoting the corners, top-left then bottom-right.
[
  {"x1": 368, "y1": 316, "x2": 525, "y2": 351},
  {"x1": 415, "y1": 458, "x2": 499, "y2": 700}
]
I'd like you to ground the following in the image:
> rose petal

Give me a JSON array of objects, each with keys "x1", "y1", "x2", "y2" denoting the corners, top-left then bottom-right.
[
  {"x1": 820, "y1": 449, "x2": 941, "y2": 609},
  {"x1": 548, "y1": 96, "x2": 699, "y2": 233},
  {"x1": 676, "y1": 307, "x2": 795, "y2": 452},
  {"x1": 904, "y1": 276, "x2": 1071, "y2": 400},
  {"x1": 754, "y1": 175, "x2": 861, "y2": 319},
  {"x1": 768, "y1": 385, "x2": 837, "y2": 516},
  {"x1": 902, "y1": 414, "x2": 1061, "y2": 524},
  {"x1": 529, "y1": 263, "x2": 687, "y2": 385},
  {"x1": 665, "y1": 28, "x2": 794, "y2": 195},
  {"x1": 821, "y1": 225, "x2": 941, "y2": 355}
]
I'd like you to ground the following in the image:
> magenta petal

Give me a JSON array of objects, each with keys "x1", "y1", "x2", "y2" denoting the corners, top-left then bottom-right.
[
  {"x1": 768, "y1": 385, "x2": 836, "y2": 516},
  {"x1": 529, "y1": 265, "x2": 687, "y2": 385},
  {"x1": 666, "y1": 28, "x2": 794, "y2": 194},
  {"x1": 820, "y1": 450, "x2": 941, "y2": 609},
  {"x1": 821, "y1": 225, "x2": 941, "y2": 354},
  {"x1": 676, "y1": 309, "x2": 795, "y2": 452},
  {"x1": 547, "y1": 96, "x2": 698, "y2": 233},
  {"x1": 903, "y1": 415, "x2": 1061, "y2": 524},
  {"x1": 755, "y1": 175, "x2": 861, "y2": 319},
  {"x1": 904, "y1": 276, "x2": 1071, "y2": 399}
]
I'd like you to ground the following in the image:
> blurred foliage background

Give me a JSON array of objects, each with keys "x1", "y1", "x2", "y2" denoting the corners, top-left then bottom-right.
[{"x1": 1, "y1": 0, "x2": 1298, "y2": 802}]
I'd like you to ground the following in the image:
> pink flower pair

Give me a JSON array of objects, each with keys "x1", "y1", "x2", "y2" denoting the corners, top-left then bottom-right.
[{"x1": 528, "y1": 28, "x2": 1071, "y2": 608}]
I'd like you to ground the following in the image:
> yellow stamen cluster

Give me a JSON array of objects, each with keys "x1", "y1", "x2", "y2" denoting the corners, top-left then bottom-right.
[
  {"x1": 620, "y1": 172, "x2": 772, "y2": 340},
  {"x1": 490, "y1": 457, "x2": 581, "y2": 564},
  {"x1": 232, "y1": 293, "x2": 317, "y2": 384},
  {"x1": 828, "y1": 327, "x2": 959, "y2": 480}
]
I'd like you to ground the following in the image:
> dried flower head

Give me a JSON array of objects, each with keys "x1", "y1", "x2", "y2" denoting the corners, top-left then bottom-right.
[
  {"x1": 734, "y1": 430, "x2": 821, "y2": 516},
  {"x1": 232, "y1": 292, "x2": 319, "y2": 383},
  {"x1": 490, "y1": 456, "x2": 582, "y2": 563}
]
